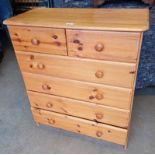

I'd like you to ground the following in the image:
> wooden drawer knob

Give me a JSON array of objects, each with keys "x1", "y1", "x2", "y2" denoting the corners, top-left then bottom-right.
[
  {"x1": 42, "y1": 84, "x2": 51, "y2": 91},
  {"x1": 31, "y1": 38, "x2": 40, "y2": 45},
  {"x1": 46, "y1": 102, "x2": 53, "y2": 108},
  {"x1": 96, "y1": 131, "x2": 103, "y2": 137},
  {"x1": 37, "y1": 63, "x2": 45, "y2": 70},
  {"x1": 95, "y1": 43, "x2": 104, "y2": 52},
  {"x1": 95, "y1": 112, "x2": 103, "y2": 120},
  {"x1": 95, "y1": 70, "x2": 104, "y2": 78},
  {"x1": 95, "y1": 93, "x2": 104, "y2": 100}
]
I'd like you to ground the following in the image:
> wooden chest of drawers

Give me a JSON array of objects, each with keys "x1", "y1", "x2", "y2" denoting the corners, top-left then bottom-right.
[{"x1": 4, "y1": 8, "x2": 149, "y2": 148}]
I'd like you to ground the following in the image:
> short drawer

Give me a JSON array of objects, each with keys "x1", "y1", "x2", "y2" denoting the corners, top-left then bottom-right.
[
  {"x1": 16, "y1": 51, "x2": 136, "y2": 88},
  {"x1": 67, "y1": 30, "x2": 141, "y2": 62},
  {"x1": 32, "y1": 107, "x2": 127, "y2": 145},
  {"x1": 8, "y1": 26, "x2": 67, "y2": 55},
  {"x1": 23, "y1": 72, "x2": 132, "y2": 110},
  {"x1": 28, "y1": 91, "x2": 130, "y2": 128}
]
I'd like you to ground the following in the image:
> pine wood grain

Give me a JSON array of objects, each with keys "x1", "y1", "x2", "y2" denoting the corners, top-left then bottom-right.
[
  {"x1": 4, "y1": 8, "x2": 149, "y2": 32},
  {"x1": 16, "y1": 51, "x2": 136, "y2": 88},
  {"x1": 28, "y1": 91, "x2": 130, "y2": 128},
  {"x1": 4, "y1": 8, "x2": 149, "y2": 147},
  {"x1": 8, "y1": 26, "x2": 67, "y2": 55},
  {"x1": 124, "y1": 32, "x2": 144, "y2": 149},
  {"x1": 32, "y1": 107, "x2": 127, "y2": 145},
  {"x1": 23, "y1": 72, "x2": 132, "y2": 110},
  {"x1": 67, "y1": 30, "x2": 141, "y2": 62}
]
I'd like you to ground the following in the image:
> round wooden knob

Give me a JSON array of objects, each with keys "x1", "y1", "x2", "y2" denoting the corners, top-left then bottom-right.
[
  {"x1": 95, "y1": 93, "x2": 104, "y2": 100},
  {"x1": 96, "y1": 131, "x2": 103, "y2": 137},
  {"x1": 95, "y1": 43, "x2": 104, "y2": 52},
  {"x1": 37, "y1": 63, "x2": 45, "y2": 70},
  {"x1": 52, "y1": 35, "x2": 58, "y2": 39},
  {"x1": 95, "y1": 70, "x2": 104, "y2": 78},
  {"x1": 46, "y1": 102, "x2": 53, "y2": 108},
  {"x1": 42, "y1": 84, "x2": 51, "y2": 91},
  {"x1": 31, "y1": 38, "x2": 40, "y2": 45}
]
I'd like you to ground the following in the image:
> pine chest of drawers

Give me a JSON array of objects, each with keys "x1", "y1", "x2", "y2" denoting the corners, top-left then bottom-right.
[{"x1": 4, "y1": 8, "x2": 149, "y2": 148}]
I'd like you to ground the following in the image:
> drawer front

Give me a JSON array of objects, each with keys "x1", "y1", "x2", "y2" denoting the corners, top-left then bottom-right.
[
  {"x1": 23, "y1": 72, "x2": 132, "y2": 110},
  {"x1": 67, "y1": 30, "x2": 141, "y2": 62},
  {"x1": 16, "y1": 51, "x2": 136, "y2": 88},
  {"x1": 32, "y1": 107, "x2": 127, "y2": 145},
  {"x1": 28, "y1": 91, "x2": 130, "y2": 128},
  {"x1": 8, "y1": 26, "x2": 67, "y2": 55}
]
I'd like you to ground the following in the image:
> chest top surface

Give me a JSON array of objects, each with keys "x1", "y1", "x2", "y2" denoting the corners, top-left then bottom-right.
[{"x1": 4, "y1": 8, "x2": 149, "y2": 32}]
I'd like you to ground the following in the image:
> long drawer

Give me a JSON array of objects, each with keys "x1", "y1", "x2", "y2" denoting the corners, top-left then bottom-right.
[
  {"x1": 8, "y1": 26, "x2": 67, "y2": 55},
  {"x1": 23, "y1": 72, "x2": 132, "y2": 110},
  {"x1": 28, "y1": 91, "x2": 130, "y2": 128},
  {"x1": 16, "y1": 51, "x2": 136, "y2": 88},
  {"x1": 67, "y1": 30, "x2": 141, "y2": 62},
  {"x1": 32, "y1": 107, "x2": 127, "y2": 145}
]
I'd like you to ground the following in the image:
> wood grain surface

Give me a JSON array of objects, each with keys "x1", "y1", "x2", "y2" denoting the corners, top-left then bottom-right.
[
  {"x1": 4, "y1": 8, "x2": 149, "y2": 31},
  {"x1": 23, "y1": 72, "x2": 132, "y2": 110},
  {"x1": 8, "y1": 26, "x2": 67, "y2": 55},
  {"x1": 28, "y1": 91, "x2": 130, "y2": 128},
  {"x1": 16, "y1": 51, "x2": 136, "y2": 88},
  {"x1": 32, "y1": 107, "x2": 127, "y2": 145}
]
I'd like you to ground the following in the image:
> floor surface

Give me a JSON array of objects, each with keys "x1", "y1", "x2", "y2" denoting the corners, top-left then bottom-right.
[{"x1": 0, "y1": 46, "x2": 155, "y2": 153}]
